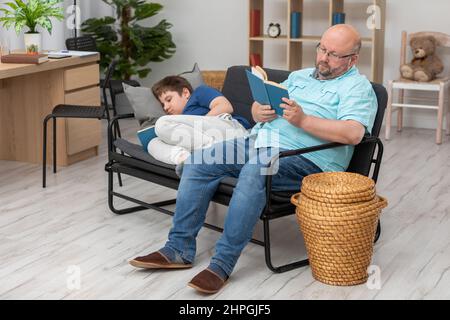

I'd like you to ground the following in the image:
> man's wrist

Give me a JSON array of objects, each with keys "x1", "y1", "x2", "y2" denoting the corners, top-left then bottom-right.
[{"x1": 298, "y1": 114, "x2": 311, "y2": 129}]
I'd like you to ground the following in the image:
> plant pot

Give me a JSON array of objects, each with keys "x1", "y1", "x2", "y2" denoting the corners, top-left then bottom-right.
[{"x1": 24, "y1": 33, "x2": 41, "y2": 55}]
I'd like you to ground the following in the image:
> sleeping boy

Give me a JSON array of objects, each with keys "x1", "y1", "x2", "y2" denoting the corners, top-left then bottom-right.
[{"x1": 145, "y1": 76, "x2": 251, "y2": 165}]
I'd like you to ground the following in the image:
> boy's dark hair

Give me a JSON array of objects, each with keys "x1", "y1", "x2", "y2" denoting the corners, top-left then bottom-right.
[{"x1": 152, "y1": 76, "x2": 193, "y2": 100}]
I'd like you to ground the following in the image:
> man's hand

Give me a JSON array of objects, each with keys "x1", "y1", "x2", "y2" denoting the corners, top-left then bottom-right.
[
  {"x1": 280, "y1": 97, "x2": 308, "y2": 128},
  {"x1": 251, "y1": 101, "x2": 278, "y2": 123}
]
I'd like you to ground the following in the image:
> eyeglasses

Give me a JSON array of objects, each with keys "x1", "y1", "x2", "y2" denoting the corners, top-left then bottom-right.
[{"x1": 316, "y1": 43, "x2": 357, "y2": 61}]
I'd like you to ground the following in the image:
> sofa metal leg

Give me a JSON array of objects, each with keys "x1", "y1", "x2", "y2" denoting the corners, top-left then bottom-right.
[
  {"x1": 107, "y1": 169, "x2": 178, "y2": 215},
  {"x1": 107, "y1": 170, "x2": 147, "y2": 215},
  {"x1": 117, "y1": 173, "x2": 123, "y2": 187},
  {"x1": 263, "y1": 218, "x2": 309, "y2": 273}
]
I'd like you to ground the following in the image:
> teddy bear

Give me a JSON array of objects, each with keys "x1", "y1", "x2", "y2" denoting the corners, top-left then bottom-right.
[{"x1": 400, "y1": 35, "x2": 444, "y2": 82}]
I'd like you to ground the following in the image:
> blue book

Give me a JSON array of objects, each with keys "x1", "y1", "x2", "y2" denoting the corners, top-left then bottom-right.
[
  {"x1": 290, "y1": 11, "x2": 302, "y2": 38},
  {"x1": 245, "y1": 67, "x2": 289, "y2": 117},
  {"x1": 332, "y1": 12, "x2": 346, "y2": 25},
  {"x1": 137, "y1": 126, "x2": 157, "y2": 150}
]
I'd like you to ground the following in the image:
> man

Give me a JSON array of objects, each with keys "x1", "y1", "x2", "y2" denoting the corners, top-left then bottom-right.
[{"x1": 129, "y1": 24, "x2": 378, "y2": 294}]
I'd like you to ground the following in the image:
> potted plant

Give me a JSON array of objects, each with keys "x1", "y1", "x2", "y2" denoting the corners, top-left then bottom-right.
[
  {"x1": 81, "y1": 0, "x2": 176, "y2": 80},
  {"x1": 0, "y1": 0, "x2": 64, "y2": 54}
]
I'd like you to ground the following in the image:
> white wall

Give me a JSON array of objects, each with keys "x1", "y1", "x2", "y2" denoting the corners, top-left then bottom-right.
[
  {"x1": 383, "y1": 0, "x2": 450, "y2": 129},
  {"x1": 1, "y1": 0, "x2": 450, "y2": 129},
  {"x1": 141, "y1": 0, "x2": 248, "y2": 86}
]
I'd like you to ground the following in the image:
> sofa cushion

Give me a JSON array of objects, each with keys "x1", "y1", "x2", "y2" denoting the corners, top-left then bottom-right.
[{"x1": 114, "y1": 138, "x2": 176, "y2": 170}]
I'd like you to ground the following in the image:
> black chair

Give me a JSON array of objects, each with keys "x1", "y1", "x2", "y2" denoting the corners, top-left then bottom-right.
[
  {"x1": 65, "y1": 35, "x2": 97, "y2": 51},
  {"x1": 42, "y1": 61, "x2": 116, "y2": 188},
  {"x1": 65, "y1": 35, "x2": 141, "y2": 118},
  {"x1": 105, "y1": 65, "x2": 387, "y2": 273}
]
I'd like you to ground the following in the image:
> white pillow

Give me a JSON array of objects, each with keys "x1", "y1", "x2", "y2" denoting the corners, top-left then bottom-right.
[{"x1": 123, "y1": 63, "x2": 205, "y2": 127}]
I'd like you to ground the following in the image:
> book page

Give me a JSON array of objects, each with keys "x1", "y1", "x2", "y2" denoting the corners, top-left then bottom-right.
[
  {"x1": 265, "y1": 80, "x2": 286, "y2": 90},
  {"x1": 251, "y1": 66, "x2": 267, "y2": 81}
]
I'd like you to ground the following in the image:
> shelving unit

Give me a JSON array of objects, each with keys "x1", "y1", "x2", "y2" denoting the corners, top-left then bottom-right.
[{"x1": 248, "y1": 0, "x2": 386, "y2": 83}]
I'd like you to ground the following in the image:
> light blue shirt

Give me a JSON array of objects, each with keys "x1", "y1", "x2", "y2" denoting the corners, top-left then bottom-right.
[{"x1": 251, "y1": 66, "x2": 378, "y2": 172}]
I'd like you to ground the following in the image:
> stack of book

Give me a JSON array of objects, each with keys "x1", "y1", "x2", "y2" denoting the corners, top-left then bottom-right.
[{"x1": 1, "y1": 53, "x2": 49, "y2": 64}]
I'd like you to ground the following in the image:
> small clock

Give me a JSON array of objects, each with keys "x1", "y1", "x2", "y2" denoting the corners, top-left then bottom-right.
[{"x1": 267, "y1": 23, "x2": 281, "y2": 38}]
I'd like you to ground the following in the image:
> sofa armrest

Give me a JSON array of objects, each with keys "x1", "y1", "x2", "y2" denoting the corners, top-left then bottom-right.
[
  {"x1": 108, "y1": 113, "x2": 135, "y2": 154},
  {"x1": 264, "y1": 135, "x2": 382, "y2": 209}
]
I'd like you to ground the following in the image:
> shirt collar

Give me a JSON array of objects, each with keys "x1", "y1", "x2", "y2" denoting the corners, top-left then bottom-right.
[{"x1": 310, "y1": 65, "x2": 357, "y2": 81}]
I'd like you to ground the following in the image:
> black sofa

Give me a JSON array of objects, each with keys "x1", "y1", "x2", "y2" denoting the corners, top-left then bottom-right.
[{"x1": 106, "y1": 65, "x2": 387, "y2": 273}]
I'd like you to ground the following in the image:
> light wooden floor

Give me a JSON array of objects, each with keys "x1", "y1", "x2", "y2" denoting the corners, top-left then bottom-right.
[{"x1": 0, "y1": 119, "x2": 449, "y2": 300}]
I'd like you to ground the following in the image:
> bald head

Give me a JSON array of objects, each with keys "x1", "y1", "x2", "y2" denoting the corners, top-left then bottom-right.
[
  {"x1": 315, "y1": 24, "x2": 362, "y2": 80},
  {"x1": 321, "y1": 24, "x2": 362, "y2": 54}
]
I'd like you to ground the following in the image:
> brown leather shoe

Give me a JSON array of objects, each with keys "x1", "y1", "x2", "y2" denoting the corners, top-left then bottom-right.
[
  {"x1": 188, "y1": 268, "x2": 227, "y2": 294},
  {"x1": 129, "y1": 251, "x2": 192, "y2": 269}
]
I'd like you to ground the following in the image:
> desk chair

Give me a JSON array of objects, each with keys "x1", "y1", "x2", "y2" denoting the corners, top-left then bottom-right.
[
  {"x1": 65, "y1": 35, "x2": 141, "y2": 118},
  {"x1": 385, "y1": 31, "x2": 450, "y2": 144},
  {"x1": 42, "y1": 61, "x2": 116, "y2": 188}
]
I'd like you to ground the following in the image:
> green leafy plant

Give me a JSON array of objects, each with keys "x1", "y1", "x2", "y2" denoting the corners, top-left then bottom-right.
[
  {"x1": 82, "y1": 0, "x2": 176, "y2": 80},
  {"x1": 0, "y1": 0, "x2": 64, "y2": 34}
]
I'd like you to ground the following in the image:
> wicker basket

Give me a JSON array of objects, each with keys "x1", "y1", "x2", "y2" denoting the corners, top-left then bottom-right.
[
  {"x1": 201, "y1": 70, "x2": 227, "y2": 91},
  {"x1": 291, "y1": 172, "x2": 387, "y2": 286}
]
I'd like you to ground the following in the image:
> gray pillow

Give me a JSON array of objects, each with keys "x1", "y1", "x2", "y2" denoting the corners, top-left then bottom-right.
[
  {"x1": 123, "y1": 63, "x2": 205, "y2": 127},
  {"x1": 178, "y1": 62, "x2": 205, "y2": 89},
  {"x1": 123, "y1": 83, "x2": 166, "y2": 126}
]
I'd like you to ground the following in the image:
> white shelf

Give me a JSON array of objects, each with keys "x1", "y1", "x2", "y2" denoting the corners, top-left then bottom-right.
[{"x1": 248, "y1": 0, "x2": 385, "y2": 83}]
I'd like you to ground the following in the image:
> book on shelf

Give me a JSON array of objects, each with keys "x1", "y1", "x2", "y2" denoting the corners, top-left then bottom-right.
[
  {"x1": 137, "y1": 125, "x2": 157, "y2": 150},
  {"x1": 0, "y1": 53, "x2": 48, "y2": 64},
  {"x1": 250, "y1": 9, "x2": 261, "y2": 37},
  {"x1": 245, "y1": 66, "x2": 289, "y2": 117},
  {"x1": 249, "y1": 53, "x2": 262, "y2": 67},
  {"x1": 290, "y1": 11, "x2": 302, "y2": 38},
  {"x1": 332, "y1": 12, "x2": 346, "y2": 25}
]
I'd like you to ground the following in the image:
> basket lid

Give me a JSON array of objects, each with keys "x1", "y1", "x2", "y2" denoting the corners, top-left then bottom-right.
[{"x1": 301, "y1": 172, "x2": 375, "y2": 197}]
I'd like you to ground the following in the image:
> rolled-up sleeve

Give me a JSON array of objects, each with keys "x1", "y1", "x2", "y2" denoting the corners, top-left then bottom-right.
[{"x1": 337, "y1": 82, "x2": 378, "y2": 134}]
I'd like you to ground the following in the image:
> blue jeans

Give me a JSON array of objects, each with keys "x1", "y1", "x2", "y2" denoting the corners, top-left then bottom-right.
[{"x1": 165, "y1": 136, "x2": 322, "y2": 276}]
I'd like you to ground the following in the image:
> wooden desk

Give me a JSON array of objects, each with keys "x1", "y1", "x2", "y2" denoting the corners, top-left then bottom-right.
[{"x1": 0, "y1": 55, "x2": 102, "y2": 166}]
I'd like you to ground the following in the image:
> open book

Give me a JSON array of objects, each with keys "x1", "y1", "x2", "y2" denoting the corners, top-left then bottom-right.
[
  {"x1": 137, "y1": 126, "x2": 157, "y2": 150},
  {"x1": 245, "y1": 66, "x2": 289, "y2": 116}
]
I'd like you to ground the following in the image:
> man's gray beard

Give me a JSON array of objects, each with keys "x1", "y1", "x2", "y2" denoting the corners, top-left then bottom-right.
[
  {"x1": 315, "y1": 64, "x2": 348, "y2": 80},
  {"x1": 315, "y1": 65, "x2": 334, "y2": 79}
]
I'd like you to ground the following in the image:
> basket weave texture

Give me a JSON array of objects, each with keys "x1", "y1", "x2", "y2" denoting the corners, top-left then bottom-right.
[
  {"x1": 201, "y1": 71, "x2": 227, "y2": 91},
  {"x1": 291, "y1": 172, "x2": 387, "y2": 286}
]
